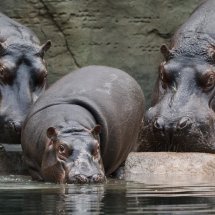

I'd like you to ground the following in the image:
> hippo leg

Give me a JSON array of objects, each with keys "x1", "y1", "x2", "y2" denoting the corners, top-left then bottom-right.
[
  {"x1": 24, "y1": 156, "x2": 43, "y2": 181},
  {"x1": 29, "y1": 169, "x2": 44, "y2": 181},
  {"x1": 111, "y1": 163, "x2": 125, "y2": 180}
]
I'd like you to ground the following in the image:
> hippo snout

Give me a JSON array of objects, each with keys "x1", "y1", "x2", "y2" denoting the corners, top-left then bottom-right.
[
  {"x1": 90, "y1": 174, "x2": 106, "y2": 183},
  {"x1": 145, "y1": 115, "x2": 195, "y2": 151},
  {"x1": 68, "y1": 174, "x2": 105, "y2": 184},
  {"x1": 142, "y1": 110, "x2": 215, "y2": 152},
  {"x1": 153, "y1": 116, "x2": 192, "y2": 134},
  {"x1": 0, "y1": 117, "x2": 23, "y2": 142},
  {"x1": 4, "y1": 120, "x2": 22, "y2": 134}
]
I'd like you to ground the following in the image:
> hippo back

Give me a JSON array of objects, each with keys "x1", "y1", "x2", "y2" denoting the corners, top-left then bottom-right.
[
  {"x1": 0, "y1": 13, "x2": 40, "y2": 45},
  {"x1": 170, "y1": 0, "x2": 215, "y2": 57},
  {"x1": 24, "y1": 65, "x2": 145, "y2": 174}
]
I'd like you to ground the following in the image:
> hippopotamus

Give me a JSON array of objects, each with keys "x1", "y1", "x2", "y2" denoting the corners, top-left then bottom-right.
[
  {"x1": 21, "y1": 65, "x2": 145, "y2": 183},
  {"x1": 141, "y1": 0, "x2": 215, "y2": 152},
  {"x1": 0, "y1": 13, "x2": 51, "y2": 143}
]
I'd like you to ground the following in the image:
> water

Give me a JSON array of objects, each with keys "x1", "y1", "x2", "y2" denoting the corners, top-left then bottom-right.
[{"x1": 1, "y1": 175, "x2": 215, "y2": 214}]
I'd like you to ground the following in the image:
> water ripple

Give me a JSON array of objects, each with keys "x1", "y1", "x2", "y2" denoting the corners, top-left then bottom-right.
[{"x1": 0, "y1": 175, "x2": 215, "y2": 214}]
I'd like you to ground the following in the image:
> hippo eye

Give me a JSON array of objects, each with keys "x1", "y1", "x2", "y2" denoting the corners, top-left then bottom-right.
[
  {"x1": 203, "y1": 73, "x2": 215, "y2": 91},
  {"x1": 36, "y1": 70, "x2": 47, "y2": 86},
  {"x1": 0, "y1": 66, "x2": 7, "y2": 77},
  {"x1": 92, "y1": 142, "x2": 100, "y2": 158},
  {"x1": 0, "y1": 66, "x2": 12, "y2": 84},
  {"x1": 58, "y1": 144, "x2": 71, "y2": 158},
  {"x1": 160, "y1": 69, "x2": 164, "y2": 81},
  {"x1": 159, "y1": 63, "x2": 168, "y2": 89},
  {"x1": 58, "y1": 144, "x2": 65, "y2": 154}
]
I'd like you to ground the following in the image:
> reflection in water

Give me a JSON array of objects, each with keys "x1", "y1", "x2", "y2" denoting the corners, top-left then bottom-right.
[
  {"x1": 125, "y1": 183, "x2": 215, "y2": 214},
  {"x1": 0, "y1": 175, "x2": 215, "y2": 214},
  {"x1": 63, "y1": 185, "x2": 104, "y2": 214}
]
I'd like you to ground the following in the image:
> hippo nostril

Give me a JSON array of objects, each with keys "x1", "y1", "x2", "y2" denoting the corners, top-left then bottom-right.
[
  {"x1": 75, "y1": 174, "x2": 89, "y2": 184},
  {"x1": 13, "y1": 121, "x2": 22, "y2": 133},
  {"x1": 177, "y1": 117, "x2": 191, "y2": 130},
  {"x1": 90, "y1": 174, "x2": 105, "y2": 183},
  {"x1": 153, "y1": 117, "x2": 164, "y2": 131},
  {"x1": 6, "y1": 120, "x2": 21, "y2": 133},
  {"x1": 4, "y1": 120, "x2": 14, "y2": 130}
]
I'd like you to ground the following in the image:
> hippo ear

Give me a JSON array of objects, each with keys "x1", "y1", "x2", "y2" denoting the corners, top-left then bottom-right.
[
  {"x1": 47, "y1": 127, "x2": 58, "y2": 140},
  {"x1": 91, "y1": 125, "x2": 101, "y2": 136},
  {"x1": 40, "y1": 40, "x2": 52, "y2": 57},
  {"x1": 160, "y1": 44, "x2": 170, "y2": 61}
]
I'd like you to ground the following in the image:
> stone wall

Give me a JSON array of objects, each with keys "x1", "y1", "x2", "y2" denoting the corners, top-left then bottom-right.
[{"x1": 0, "y1": 0, "x2": 202, "y2": 107}]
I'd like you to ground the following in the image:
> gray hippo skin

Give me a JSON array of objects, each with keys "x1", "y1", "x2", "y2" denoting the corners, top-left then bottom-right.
[
  {"x1": 0, "y1": 13, "x2": 51, "y2": 143},
  {"x1": 142, "y1": 0, "x2": 215, "y2": 152},
  {"x1": 21, "y1": 66, "x2": 145, "y2": 183}
]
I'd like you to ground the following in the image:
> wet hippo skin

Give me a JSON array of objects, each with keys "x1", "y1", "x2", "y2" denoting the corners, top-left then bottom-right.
[
  {"x1": 0, "y1": 13, "x2": 51, "y2": 143},
  {"x1": 21, "y1": 66, "x2": 145, "y2": 183},
  {"x1": 142, "y1": 0, "x2": 215, "y2": 153}
]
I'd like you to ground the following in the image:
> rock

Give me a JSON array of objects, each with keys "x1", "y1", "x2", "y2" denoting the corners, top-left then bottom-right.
[{"x1": 125, "y1": 152, "x2": 215, "y2": 184}]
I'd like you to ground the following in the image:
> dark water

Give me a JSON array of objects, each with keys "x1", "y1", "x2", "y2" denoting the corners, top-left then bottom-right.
[{"x1": 1, "y1": 175, "x2": 215, "y2": 214}]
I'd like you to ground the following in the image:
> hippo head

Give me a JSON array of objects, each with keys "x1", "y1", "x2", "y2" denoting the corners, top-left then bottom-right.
[
  {"x1": 143, "y1": 44, "x2": 215, "y2": 152},
  {"x1": 0, "y1": 40, "x2": 51, "y2": 143},
  {"x1": 41, "y1": 125, "x2": 106, "y2": 184}
]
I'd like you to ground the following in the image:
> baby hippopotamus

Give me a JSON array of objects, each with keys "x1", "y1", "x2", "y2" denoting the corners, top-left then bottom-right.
[{"x1": 21, "y1": 66, "x2": 145, "y2": 183}]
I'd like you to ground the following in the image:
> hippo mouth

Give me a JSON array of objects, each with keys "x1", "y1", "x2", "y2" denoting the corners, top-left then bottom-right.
[
  {"x1": 66, "y1": 173, "x2": 106, "y2": 184},
  {"x1": 42, "y1": 160, "x2": 106, "y2": 184},
  {"x1": 140, "y1": 120, "x2": 215, "y2": 153}
]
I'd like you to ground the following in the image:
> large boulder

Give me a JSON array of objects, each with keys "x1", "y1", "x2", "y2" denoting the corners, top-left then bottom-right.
[{"x1": 125, "y1": 152, "x2": 215, "y2": 184}]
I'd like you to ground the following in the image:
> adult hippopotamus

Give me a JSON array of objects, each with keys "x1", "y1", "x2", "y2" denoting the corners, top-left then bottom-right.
[
  {"x1": 141, "y1": 0, "x2": 215, "y2": 152},
  {"x1": 21, "y1": 66, "x2": 145, "y2": 183},
  {"x1": 0, "y1": 13, "x2": 51, "y2": 143}
]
